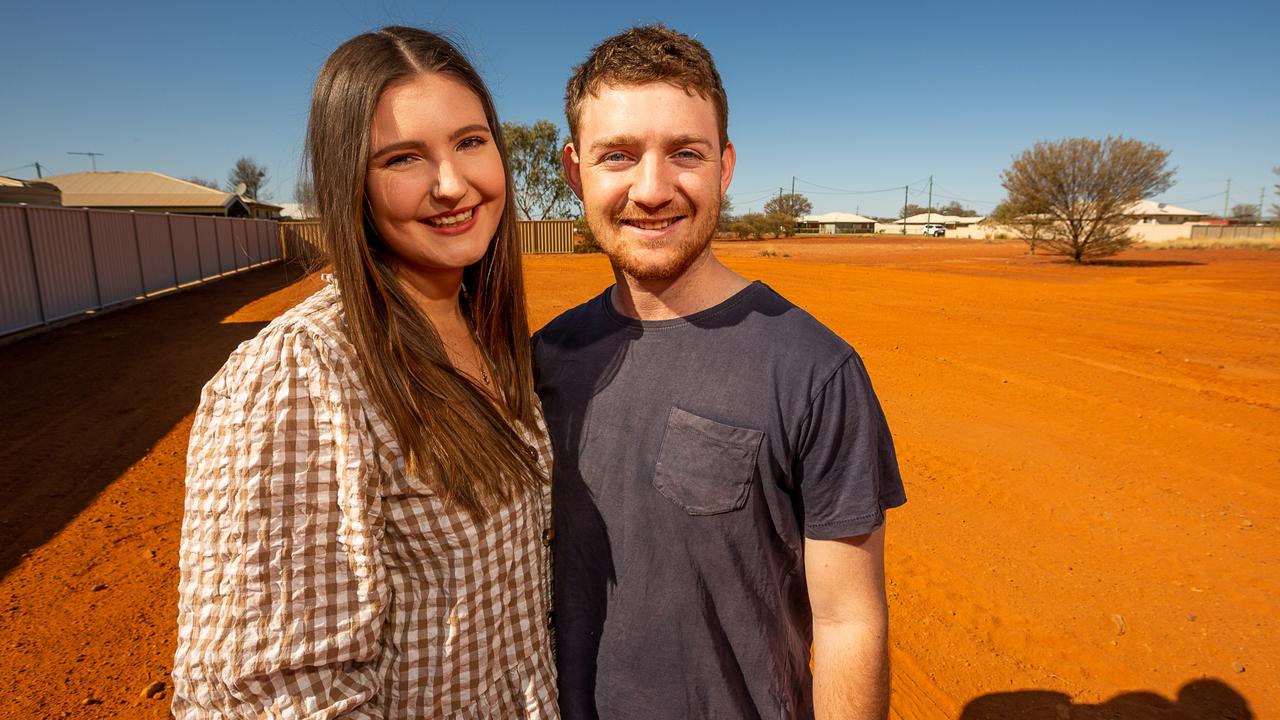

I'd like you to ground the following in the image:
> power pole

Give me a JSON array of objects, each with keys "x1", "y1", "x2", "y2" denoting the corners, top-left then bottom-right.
[
  {"x1": 1223, "y1": 178, "x2": 1231, "y2": 219},
  {"x1": 902, "y1": 185, "x2": 908, "y2": 235},
  {"x1": 68, "y1": 151, "x2": 104, "y2": 172},
  {"x1": 791, "y1": 176, "x2": 795, "y2": 196},
  {"x1": 927, "y1": 175, "x2": 933, "y2": 223},
  {"x1": 1260, "y1": 188, "x2": 1266, "y2": 222}
]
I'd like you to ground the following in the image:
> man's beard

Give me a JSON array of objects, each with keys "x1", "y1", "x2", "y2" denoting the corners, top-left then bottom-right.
[{"x1": 589, "y1": 203, "x2": 717, "y2": 282}]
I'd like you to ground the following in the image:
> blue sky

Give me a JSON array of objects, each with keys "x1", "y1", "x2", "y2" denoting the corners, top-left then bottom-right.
[{"x1": 3, "y1": 0, "x2": 1277, "y2": 218}]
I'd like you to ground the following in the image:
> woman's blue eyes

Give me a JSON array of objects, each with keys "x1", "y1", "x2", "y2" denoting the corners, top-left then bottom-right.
[{"x1": 382, "y1": 138, "x2": 488, "y2": 167}]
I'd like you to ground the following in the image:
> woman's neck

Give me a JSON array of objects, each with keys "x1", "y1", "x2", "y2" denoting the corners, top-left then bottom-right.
[{"x1": 395, "y1": 265, "x2": 467, "y2": 328}]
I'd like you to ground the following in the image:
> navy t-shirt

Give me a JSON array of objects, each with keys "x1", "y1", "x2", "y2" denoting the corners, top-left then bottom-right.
[{"x1": 534, "y1": 281, "x2": 906, "y2": 720}]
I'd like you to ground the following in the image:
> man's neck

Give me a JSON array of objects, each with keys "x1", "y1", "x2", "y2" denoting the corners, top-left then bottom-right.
[{"x1": 609, "y1": 250, "x2": 751, "y2": 321}]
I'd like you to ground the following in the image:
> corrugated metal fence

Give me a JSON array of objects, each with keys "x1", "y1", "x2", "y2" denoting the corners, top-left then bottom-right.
[
  {"x1": 0, "y1": 204, "x2": 280, "y2": 338},
  {"x1": 1189, "y1": 225, "x2": 1280, "y2": 241},
  {"x1": 519, "y1": 219, "x2": 576, "y2": 254},
  {"x1": 278, "y1": 219, "x2": 578, "y2": 258}
]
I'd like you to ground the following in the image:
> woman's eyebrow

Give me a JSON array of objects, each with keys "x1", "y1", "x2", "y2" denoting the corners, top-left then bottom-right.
[
  {"x1": 449, "y1": 123, "x2": 492, "y2": 141},
  {"x1": 370, "y1": 139, "x2": 421, "y2": 158}
]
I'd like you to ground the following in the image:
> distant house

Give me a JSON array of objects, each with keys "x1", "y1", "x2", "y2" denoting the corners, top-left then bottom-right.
[
  {"x1": 277, "y1": 202, "x2": 317, "y2": 220},
  {"x1": 879, "y1": 213, "x2": 987, "y2": 234},
  {"x1": 1126, "y1": 200, "x2": 1206, "y2": 224},
  {"x1": 797, "y1": 212, "x2": 877, "y2": 234},
  {"x1": 0, "y1": 175, "x2": 62, "y2": 206},
  {"x1": 36, "y1": 171, "x2": 282, "y2": 218}
]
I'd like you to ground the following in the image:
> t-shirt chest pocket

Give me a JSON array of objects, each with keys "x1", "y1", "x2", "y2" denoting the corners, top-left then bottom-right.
[{"x1": 652, "y1": 407, "x2": 764, "y2": 515}]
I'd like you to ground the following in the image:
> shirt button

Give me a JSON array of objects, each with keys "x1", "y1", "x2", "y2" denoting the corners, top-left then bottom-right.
[{"x1": 541, "y1": 528, "x2": 554, "y2": 547}]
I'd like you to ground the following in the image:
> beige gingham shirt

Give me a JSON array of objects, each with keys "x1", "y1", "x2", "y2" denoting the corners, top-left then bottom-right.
[{"x1": 172, "y1": 282, "x2": 559, "y2": 719}]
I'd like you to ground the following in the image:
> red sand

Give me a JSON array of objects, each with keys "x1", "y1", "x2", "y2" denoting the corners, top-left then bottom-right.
[{"x1": 1, "y1": 238, "x2": 1275, "y2": 718}]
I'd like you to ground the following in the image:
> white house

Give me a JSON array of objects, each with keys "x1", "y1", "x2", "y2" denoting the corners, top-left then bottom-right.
[{"x1": 797, "y1": 212, "x2": 877, "y2": 234}]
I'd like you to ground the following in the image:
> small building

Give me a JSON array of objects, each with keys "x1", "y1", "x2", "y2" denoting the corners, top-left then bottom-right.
[
  {"x1": 1126, "y1": 200, "x2": 1206, "y2": 225},
  {"x1": 797, "y1": 212, "x2": 877, "y2": 234},
  {"x1": 880, "y1": 213, "x2": 987, "y2": 235},
  {"x1": 36, "y1": 171, "x2": 282, "y2": 218},
  {"x1": 0, "y1": 176, "x2": 63, "y2": 206}
]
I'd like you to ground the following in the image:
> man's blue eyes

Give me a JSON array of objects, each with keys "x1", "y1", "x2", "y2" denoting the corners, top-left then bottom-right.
[{"x1": 601, "y1": 151, "x2": 701, "y2": 163}]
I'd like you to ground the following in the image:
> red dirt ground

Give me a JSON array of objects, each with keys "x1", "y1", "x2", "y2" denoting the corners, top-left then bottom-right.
[{"x1": 1, "y1": 238, "x2": 1275, "y2": 718}]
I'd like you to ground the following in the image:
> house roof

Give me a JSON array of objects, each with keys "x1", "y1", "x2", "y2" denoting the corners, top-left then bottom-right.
[
  {"x1": 800, "y1": 212, "x2": 877, "y2": 224},
  {"x1": 896, "y1": 213, "x2": 986, "y2": 225},
  {"x1": 38, "y1": 171, "x2": 281, "y2": 210},
  {"x1": 1128, "y1": 199, "x2": 1204, "y2": 217}
]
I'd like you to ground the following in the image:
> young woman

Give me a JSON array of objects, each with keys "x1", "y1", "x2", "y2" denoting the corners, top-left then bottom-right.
[{"x1": 171, "y1": 27, "x2": 558, "y2": 718}]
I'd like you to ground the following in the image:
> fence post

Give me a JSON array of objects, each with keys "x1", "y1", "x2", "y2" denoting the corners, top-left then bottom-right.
[
  {"x1": 166, "y1": 213, "x2": 180, "y2": 289},
  {"x1": 21, "y1": 205, "x2": 48, "y2": 324},
  {"x1": 132, "y1": 211, "x2": 146, "y2": 297},
  {"x1": 193, "y1": 217, "x2": 205, "y2": 284},
  {"x1": 83, "y1": 208, "x2": 103, "y2": 309}
]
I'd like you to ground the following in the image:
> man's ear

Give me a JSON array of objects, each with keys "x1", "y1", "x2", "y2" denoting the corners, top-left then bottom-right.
[
  {"x1": 719, "y1": 140, "x2": 736, "y2": 196},
  {"x1": 563, "y1": 143, "x2": 584, "y2": 200}
]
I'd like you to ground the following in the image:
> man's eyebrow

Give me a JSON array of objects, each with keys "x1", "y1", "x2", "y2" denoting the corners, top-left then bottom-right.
[
  {"x1": 668, "y1": 134, "x2": 714, "y2": 149},
  {"x1": 589, "y1": 135, "x2": 642, "y2": 154},
  {"x1": 588, "y1": 134, "x2": 715, "y2": 154}
]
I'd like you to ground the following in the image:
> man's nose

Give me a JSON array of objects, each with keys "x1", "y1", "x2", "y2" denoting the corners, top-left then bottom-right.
[
  {"x1": 432, "y1": 159, "x2": 466, "y2": 203},
  {"x1": 628, "y1": 155, "x2": 674, "y2": 208}
]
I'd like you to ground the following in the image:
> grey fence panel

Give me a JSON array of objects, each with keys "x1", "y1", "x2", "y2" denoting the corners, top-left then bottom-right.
[
  {"x1": 1190, "y1": 225, "x2": 1280, "y2": 240},
  {"x1": 135, "y1": 213, "x2": 177, "y2": 295},
  {"x1": 194, "y1": 216, "x2": 220, "y2": 280},
  {"x1": 253, "y1": 220, "x2": 268, "y2": 265},
  {"x1": 215, "y1": 218, "x2": 235, "y2": 274},
  {"x1": 88, "y1": 210, "x2": 144, "y2": 306},
  {"x1": 0, "y1": 206, "x2": 43, "y2": 334},
  {"x1": 264, "y1": 220, "x2": 282, "y2": 260},
  {"x1": 260, "y1": 220, "x2": 276, "y2": 261},
  {"x1": 169, "y1": 215, "x2": 201, "y2": 285},
  {"x1": 27, "y1": 207, "x2": 99, "y2": 321},
  {"x1": 231, "y1": 221, "x2": 250, "y2": 269}
]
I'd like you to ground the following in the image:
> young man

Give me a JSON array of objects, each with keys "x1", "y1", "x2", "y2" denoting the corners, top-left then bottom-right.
[{"x1": 534, "y1": 25, "x2": 906, "y2": 720}]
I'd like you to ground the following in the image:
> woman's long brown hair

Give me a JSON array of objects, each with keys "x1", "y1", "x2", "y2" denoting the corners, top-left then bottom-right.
[{"x1": 305, "y1": 26, "x2": 542, "y2": 519}]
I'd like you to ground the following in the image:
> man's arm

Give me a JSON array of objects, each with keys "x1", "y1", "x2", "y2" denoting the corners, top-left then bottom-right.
[{"x1": 805, "y1": 523, "x2": 890, "y2": 720}]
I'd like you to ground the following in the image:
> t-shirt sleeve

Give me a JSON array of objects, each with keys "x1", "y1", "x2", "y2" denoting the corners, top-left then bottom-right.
[{"x1": 794, "y1": 352, "x2": 906, "y2": 540}]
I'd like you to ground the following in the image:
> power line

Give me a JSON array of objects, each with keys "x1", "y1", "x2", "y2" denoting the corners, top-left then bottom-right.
[{"x1": 794, "y1": 176, "x2": 930, "y2": 195}]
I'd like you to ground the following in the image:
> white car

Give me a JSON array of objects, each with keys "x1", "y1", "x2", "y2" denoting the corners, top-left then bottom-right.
[{"x1": 922, "y1": 223, "x2": 946, "y2": 237}]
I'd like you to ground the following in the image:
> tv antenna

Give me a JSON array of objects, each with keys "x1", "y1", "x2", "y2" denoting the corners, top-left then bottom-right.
[{"x1": 67, "y1": 151, "x2": 104, "y2": 171}]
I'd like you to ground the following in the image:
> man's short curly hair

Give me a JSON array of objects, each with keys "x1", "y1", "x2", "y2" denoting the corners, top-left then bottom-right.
[{"x1": 564, "y1": 24, "x2": 729, "y2": 150}]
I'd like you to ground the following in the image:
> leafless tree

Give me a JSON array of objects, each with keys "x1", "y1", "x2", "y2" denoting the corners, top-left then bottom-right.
[
  {"x1": 184, "y1": 176, "x2": 221, "y2": 190},
  {"x1": 1000, "y1": 136, "x2": 1174, "y2": 263},
  {"x1": 227, "y1": 157, "x2": 268, "y2": 199},
  {"x1": 294, "y1": 175, "x2": 317, "y2": 217},
  {"x1": 1230, "y1": 203, "x2": 1260, "y2": 222}
]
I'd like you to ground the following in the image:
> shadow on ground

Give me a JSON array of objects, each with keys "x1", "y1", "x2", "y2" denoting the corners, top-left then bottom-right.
[
  {"x1": 0, "y1": 263, "x2": 309, "y2": 581},
  {"x1": 1085, "y1": 259, "x2": 1205, "y2": 268},
  {"x1": 959, "y1": 678, "x2": 1252, "y2": 719}
]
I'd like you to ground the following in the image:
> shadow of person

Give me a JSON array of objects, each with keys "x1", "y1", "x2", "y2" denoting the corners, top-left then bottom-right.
[
  {"x1": 0, "y1": 263, "x2": 312, "y2": 580},
  {"x1": 958, "y1": 678, "x2": 1252, "y2": 719}
]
